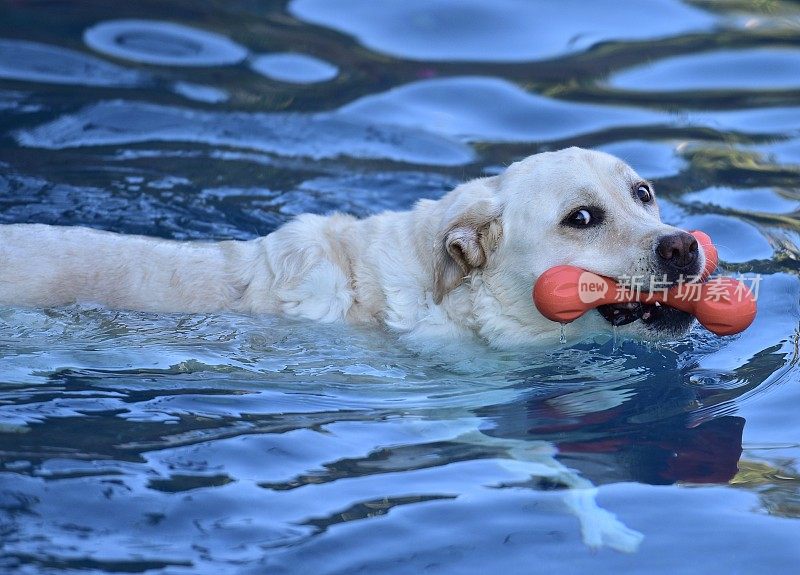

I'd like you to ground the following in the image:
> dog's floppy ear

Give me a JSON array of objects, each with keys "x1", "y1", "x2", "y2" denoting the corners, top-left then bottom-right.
[{"x1": 433, "y1": 176, "x2": 503, "y2": 303}]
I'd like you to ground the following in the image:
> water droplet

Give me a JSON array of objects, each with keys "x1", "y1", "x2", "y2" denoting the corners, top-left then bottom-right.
[{"x1": 559, "y1": 323, "x2": 567, "y2": 344}]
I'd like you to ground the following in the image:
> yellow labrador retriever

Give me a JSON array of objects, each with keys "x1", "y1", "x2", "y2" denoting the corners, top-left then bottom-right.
[{"x1": 0, "y1": 147, "x2": 703, "y2": 347}]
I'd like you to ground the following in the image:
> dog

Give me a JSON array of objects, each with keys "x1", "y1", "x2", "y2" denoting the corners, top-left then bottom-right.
[
  {"x1": 2, "y1": 146, "x2": 688, "y2": 552},
  {"x1": 0, "y1": 147, "x2": 704, "y2": 347}
]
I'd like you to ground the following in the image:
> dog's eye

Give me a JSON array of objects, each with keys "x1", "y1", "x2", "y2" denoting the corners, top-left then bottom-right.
[
  {"x1": 636, "y1": 184, "x2": 653, "y2": 203},
  {"x1": 565, "y1": 208, "x2": 593, "y2": 227}
]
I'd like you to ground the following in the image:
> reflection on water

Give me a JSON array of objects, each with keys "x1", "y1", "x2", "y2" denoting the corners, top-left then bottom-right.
[
  {"x1": 608, "y1": 48, "x2": 800, "y2": 92},
  {"x1": 250, "y1": 52, "x2": 339, "y2": 84},
  {"x1": 289, "y1": 0, "x2": 717, "y2": 62},
  {"x1": 0, "y1": 0, "x2": 799, "y2": 573},
  {"x1": 83, "y1": 19, "x2": 249, "y2": 66},
  {"x1": 15, "y1": 100, "x2": 475, "y2": 166},
  {"x1": 0, "y1": 39, "x2": 146, "y2": 87}
]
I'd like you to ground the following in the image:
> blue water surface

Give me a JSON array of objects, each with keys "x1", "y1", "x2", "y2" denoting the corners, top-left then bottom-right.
[{"x1": 0, "y1": 1, "x2": 799, "y2": 574}]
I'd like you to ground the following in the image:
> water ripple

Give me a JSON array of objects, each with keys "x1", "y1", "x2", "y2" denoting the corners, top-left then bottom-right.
[
  {"x1": 15, "y1": 99, "x2": 474, "y2": 166},
  {"x1": 0, "y1": 39, "x2": 145, "y2": 87},
  {"x1": 290, "y1": 0, "x2": 717, "y2": 62},
  {"x1": 83, "y1": 19, "x2": 249, "y2": 67}
]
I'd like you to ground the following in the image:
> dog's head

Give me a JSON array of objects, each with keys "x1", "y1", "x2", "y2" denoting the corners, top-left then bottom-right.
[{"x1": 432, "y1": 147, "x2": 703, "y2": 345}]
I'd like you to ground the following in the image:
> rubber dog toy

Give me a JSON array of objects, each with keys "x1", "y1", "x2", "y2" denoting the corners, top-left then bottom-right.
[
  {"x1": 532, "y1": 231, "x2": 756, "y2": 336},
  {"x1": 689, "y1": 230, "x2": 718, "y2": 281}
]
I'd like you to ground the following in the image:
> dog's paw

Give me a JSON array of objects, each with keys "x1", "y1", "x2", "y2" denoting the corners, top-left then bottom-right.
[{"x1": 565, "y1": 488, "x2": 644, "y2": 553}]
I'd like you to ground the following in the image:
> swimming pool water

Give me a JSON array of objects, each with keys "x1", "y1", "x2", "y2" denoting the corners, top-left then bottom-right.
[{"x1": 0, "y1": 1, "x2": 799, "y2": 573}]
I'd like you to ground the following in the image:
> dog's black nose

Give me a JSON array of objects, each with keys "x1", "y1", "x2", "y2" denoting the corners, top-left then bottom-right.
[{"x1": 656, "y1": 232, "x2": 699, "y2": 271}]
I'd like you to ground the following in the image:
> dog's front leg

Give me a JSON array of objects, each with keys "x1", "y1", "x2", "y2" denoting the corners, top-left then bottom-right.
[{"x1": 458, "y1": 431, "x2": 643, "y2": 553}]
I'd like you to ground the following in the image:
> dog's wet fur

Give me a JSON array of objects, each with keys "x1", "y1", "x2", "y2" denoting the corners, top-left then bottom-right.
[{"x1": 0, "y1": 147, "x2": 704, "y2": 347}]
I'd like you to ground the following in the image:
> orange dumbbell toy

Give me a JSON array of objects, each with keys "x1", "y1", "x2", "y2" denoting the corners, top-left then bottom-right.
[
  {"x1": 692, "y1": 230, "x2": 718, "y2": 280},
  {"x1": 532, "y1": 231, "x2": 756, "y2": 336}
]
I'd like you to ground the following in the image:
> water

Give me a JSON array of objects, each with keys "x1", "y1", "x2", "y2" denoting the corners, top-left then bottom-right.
[{"x1": 0, "y1": 0, "x2": 799, "y2": 573}]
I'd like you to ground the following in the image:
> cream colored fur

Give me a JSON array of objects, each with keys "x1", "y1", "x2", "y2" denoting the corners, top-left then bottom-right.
[
  {"x1": 0, "y1": 146, "x2": 666, "y2": 551},
  {"x1": 0, "y1": 147, "x2": 697, "y2": 347}
]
